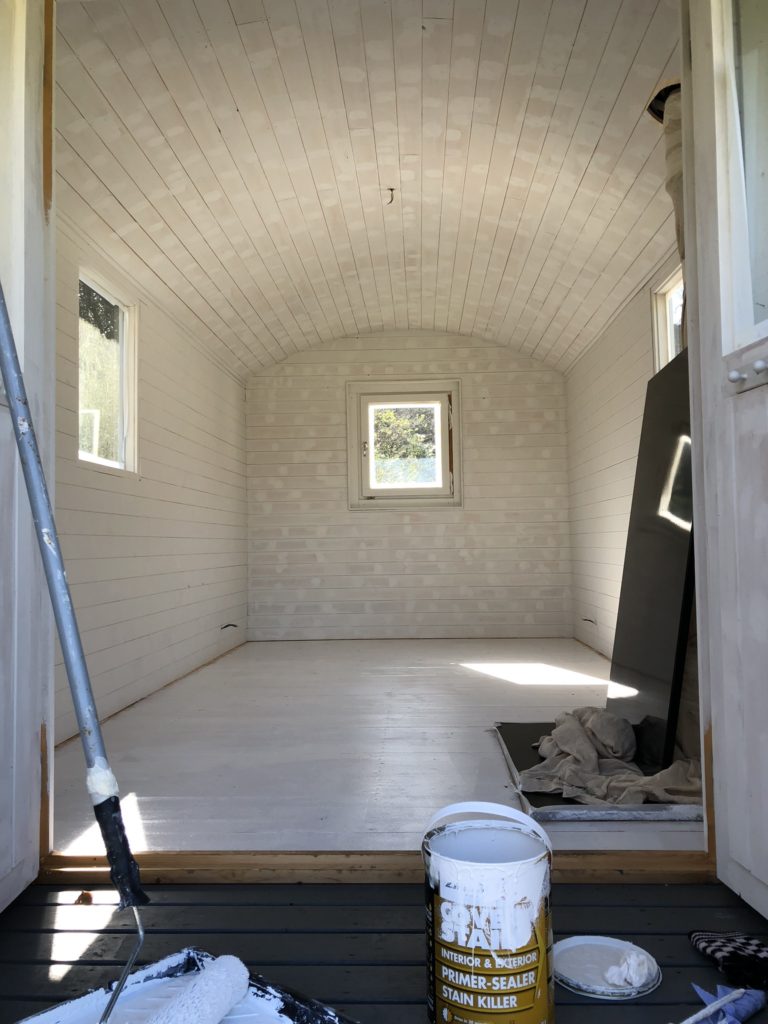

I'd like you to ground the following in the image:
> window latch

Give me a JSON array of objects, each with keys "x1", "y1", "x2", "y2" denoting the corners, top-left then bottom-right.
[{"x1": 361, "y1": 440, "x2": 369, "y2": 457}]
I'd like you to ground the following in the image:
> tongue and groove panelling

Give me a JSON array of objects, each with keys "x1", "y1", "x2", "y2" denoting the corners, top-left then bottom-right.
[
  {"x1": 565, "y1": 269, "x2": 668, "y2": 659},
  {"x1": 246, "y1": 332, "x2": 571, "y2": 641},
  {"x1": 54, "y1": 221, "x2": 249, "y2": 744}
]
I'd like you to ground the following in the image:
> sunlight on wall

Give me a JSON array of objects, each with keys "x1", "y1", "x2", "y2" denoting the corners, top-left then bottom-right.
[
  {"x1": 50, "y1": 794, "x2": 147, "y2": 981},
  {"x1": 460, "y1": 662, "x2": 638, "y2": 699}
]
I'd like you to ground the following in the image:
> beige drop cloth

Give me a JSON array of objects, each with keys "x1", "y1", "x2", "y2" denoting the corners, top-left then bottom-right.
[{"x1": 517, "y1": 707, "x2": 702, "y2": 805}]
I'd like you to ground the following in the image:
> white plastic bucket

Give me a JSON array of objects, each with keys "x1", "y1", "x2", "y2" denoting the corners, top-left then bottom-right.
[{"x1": 423, "y1": 802, "x2": 554, "y2": 1024}]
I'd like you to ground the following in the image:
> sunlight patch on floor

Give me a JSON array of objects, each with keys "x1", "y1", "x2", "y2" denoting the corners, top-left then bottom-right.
[
  {"x1": 48, "y1": 915, "x2": 114, "y2": 982},
  {"x1": 460, "y1": 661, "x2": 638, "y2": 699}
]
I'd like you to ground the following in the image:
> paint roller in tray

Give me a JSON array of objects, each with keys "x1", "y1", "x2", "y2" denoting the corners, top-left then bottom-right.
[
  {"x1": 21, "y1": 949, "x2": 361, "y2": 1024},
  {"x1": 1, "y1": 282, "x2": 355, "y2": 1024}
]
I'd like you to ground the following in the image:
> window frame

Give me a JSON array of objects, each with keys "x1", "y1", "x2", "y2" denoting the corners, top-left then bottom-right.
[
  {"x1": 652, "y1": 267, "x2": 685, "y2": 371},
  {"x1": 346, "y1": 379, "x2": 462, "y2": 510},
  {"x1": 77, "y1": 271, "x2": 138, "y2": 475}
]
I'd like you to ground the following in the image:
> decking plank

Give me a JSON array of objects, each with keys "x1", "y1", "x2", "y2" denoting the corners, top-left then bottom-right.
[
  {"x1": 3, "y1": 902, "x2": 764, "y2": 937},
  {"x1": 0, "y1": 964, "x2": 426, "y2": 1002},
  {"x1": 553, "y1": 883, "x2": 746, "y2": 908},
  {"x1": 18, "y1": 882, "x2": 744, "y2": 909},
  {"x1": 0, "y1": 930, "x2": 722, "y2": 968},
  {"x1": 0, "y1": 904, "x2": 423, "y2": 934},
  {"x1": 13, "y1": 884, "x2": 426, "y2": 908},
  {"x1": 0, "y1": 931, "x2": 424, "y2": 966},
  {"x1": 0, "y1": 962, "x2": 748, "y2": 1005}
]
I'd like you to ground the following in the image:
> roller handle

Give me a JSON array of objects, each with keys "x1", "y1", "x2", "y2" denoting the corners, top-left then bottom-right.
[
  {"x1": 424, "y1": 800, "x2": 552, "y2": 852},
  {"x1": 93, "y1": 797, "x2": 149, "y2": 910}
]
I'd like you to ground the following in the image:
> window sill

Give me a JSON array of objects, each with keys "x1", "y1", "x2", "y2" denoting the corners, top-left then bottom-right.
[
  {"x1": 77, "y1": 456, "x2": 139, "y2": 480},
  {"x1": 349, "y1": 494, "x2": 463, "y2": 511}
]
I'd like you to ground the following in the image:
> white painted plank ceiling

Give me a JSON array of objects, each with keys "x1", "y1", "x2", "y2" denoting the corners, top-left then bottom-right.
[{"x1": 55, "y1": 0, "x2": 680, "y2": 377}]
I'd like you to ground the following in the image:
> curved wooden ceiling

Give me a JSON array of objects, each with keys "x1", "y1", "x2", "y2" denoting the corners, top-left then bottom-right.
[{"x1": 55, "y1": 0, "x2": 680, "y2": 377}]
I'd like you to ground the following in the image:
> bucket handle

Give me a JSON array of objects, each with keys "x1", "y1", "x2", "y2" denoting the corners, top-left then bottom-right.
[{"x1": 424, "y1": 801, "x2": 552, "y2": 852}]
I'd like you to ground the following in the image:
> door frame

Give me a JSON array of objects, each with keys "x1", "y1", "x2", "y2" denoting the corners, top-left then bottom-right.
[
  {"x1": 0, "y1": 0, "x2": 55, "y2": 912},
  {"x1": 37, "y1": 0, "x2": 724, "y2": 887},
  {"x1": 683, "y1": 0, "x2": 768, "y2": 915}
]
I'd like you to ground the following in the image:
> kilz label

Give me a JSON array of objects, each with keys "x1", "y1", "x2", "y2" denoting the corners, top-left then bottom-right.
[{"x1": 428, "y1": 894, "x2": 553, "y2": 1024}]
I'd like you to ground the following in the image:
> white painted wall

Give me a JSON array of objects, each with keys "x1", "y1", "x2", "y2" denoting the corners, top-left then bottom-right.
[
  {"x1": 246, "y1": 332, "x2": 571, "y2": 641},
  {"x1": 0, "y1": 0, "x2": 54, "y2": 911},
  {"x1": 566, "y1": 257, "x2": 679, "y2": 657},
  {"x1": 54, "y1": 216, "x2": 248, "y2": 743}
]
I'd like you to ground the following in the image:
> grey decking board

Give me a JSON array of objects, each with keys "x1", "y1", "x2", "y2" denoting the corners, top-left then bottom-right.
[
  {"x1": 13, "y1": 884, "x2": 427, "y2": 908},
  {"x1": 0, "y1": 964, "x2": 426, "y2": 1001},
  {"x1": 0, "y1": 904, "x2": 424, "y2": 933},
  {"x1": 0, "y1": 963, "x2": 747, "y2": 1005},
  {"x1": 0, "y1": 931, "x2": 724, "y2": 968},
  {"x1": 553, "y1": 883, "x2": 746, "y2": 907},
  {"x1": 18, "y1": 882, "x2": 748, "y2": 909},
  {"x1": 4, "y1": 909, "x2": 765, "y2": 937},
  {"x1": 0, "y1": 931, "x2": 426, "y2": 965},
  {"x1": 4, "y1": 903, "x2": 765, "y2": 936}
]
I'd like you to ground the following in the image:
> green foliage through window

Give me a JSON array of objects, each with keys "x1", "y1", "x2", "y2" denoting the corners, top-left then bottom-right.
[
  {"x1": 78, "y1": 281, "x2": 123, "y2": 466},
  {"x1": 371, "y1": 404, "x2": 439, "y2": 485}
]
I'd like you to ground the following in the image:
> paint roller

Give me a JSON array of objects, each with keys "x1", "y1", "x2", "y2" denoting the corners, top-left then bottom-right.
[{"x1": 143, "y1": 956, "x2": 250, "y2": 1024}]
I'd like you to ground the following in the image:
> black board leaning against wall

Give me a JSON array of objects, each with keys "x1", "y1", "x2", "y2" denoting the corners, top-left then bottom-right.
[{"x1": 609, "y1": 348, "x2": 694, "y2": 772}]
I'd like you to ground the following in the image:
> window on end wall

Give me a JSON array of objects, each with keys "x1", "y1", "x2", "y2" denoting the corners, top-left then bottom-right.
[
  {"x1": 78, "y1": 276, "x2": 136, "y2": 472},
  {"x1": 652, "y1": 268, "x2": 685, "y2": 371},
  {"x1": 346, "y1": 380, "x2": 462, "y2": 510}
]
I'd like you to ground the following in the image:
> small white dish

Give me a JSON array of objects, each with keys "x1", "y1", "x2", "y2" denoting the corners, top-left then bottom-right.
[{"x1": 553, "y1": 935, "x2": 662, "y2": 1001}]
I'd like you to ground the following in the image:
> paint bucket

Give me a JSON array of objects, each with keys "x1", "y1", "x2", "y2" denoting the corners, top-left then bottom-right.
[{"x1": 423, "y1": 802, "x2": 554, "y2": 1024}]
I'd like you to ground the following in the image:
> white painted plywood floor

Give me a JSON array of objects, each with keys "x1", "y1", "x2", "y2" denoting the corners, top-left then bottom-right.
[{"x1": 53, "y1": 639, "x2": 613, "y2": 852}]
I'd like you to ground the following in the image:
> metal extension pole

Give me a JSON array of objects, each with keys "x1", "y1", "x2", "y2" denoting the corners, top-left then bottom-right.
[{"x1": 0, "y1": 281, "x2": 148, "y2": 1021}]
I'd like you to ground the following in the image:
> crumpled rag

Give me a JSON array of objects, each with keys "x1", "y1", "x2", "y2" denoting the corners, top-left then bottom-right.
[{"x1": 517, "y1": 706, "x2": 702, "y2": 805}]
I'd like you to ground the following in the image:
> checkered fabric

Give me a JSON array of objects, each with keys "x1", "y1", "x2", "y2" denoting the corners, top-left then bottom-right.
[{"x1": 690, "y1": 931, "x2": 768, "y2": 990}]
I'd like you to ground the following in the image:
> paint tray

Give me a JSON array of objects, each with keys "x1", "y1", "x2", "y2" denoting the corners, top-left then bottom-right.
[{"x1": 20, "y1": 948, "x2": 357, "y2": 1023}]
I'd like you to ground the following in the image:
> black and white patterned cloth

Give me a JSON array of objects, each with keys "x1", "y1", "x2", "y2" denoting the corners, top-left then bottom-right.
[{"x1": 690, "y1": 931, "x2": 768, "y2": 990}]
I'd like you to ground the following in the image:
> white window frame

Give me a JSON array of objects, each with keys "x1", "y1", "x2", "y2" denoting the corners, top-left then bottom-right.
[
  {"x1": 652, "y1": 267, "x2": 685, "y2": 371},
  {"x1": 724, "y1": 0, "x2": 768, "y2": 353},
  {"x1": 346, "y1": 379, "x2": 462, "y2": 510},
  {"x1": 77, "y1": 272, "x2": 137, "y2": 474}
]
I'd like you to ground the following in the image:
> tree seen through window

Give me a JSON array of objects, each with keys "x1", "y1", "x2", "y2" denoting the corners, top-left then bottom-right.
[
  {"x1": 371, "y1": 403, "x2": 440, "y2": 486},
  {"x1": 78, "y1": 280, "x2": 123, "y2": 466}
]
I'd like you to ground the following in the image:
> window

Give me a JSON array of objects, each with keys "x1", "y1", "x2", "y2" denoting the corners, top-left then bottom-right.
[
  {"x1": 652, "y1": 268, "x2": 685, "y2": 371},
  {"x1": 734, "y1": 0, "x2": 768, "y2": 330},
  {"x1": 78, "y1": 276, "x2": 136, "y2": 471},
  {"x1": 346, "y1": 380, "x2": 462, "y2": 509}
]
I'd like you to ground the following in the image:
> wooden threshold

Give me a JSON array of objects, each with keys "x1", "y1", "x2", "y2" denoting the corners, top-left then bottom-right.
[{"x1": 38, "y1": 848, "x2": 715, "y2": 885}]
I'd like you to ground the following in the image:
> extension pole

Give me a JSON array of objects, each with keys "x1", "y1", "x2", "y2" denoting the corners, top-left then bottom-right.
[{"x1": 0, "y1": 282, "x2": 148, "y2": 1020}]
